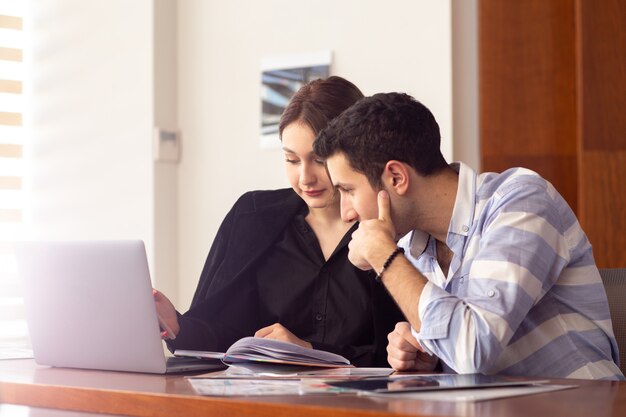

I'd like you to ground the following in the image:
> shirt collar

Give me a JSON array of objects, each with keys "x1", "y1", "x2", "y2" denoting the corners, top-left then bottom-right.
[
  {"x1": 293, "y1": 209, "x2": 359, "y2": 257},
  {"x1": 407, "y1": 229, "x2": 430, "y2": 259},
  {"x1": 447, "y1": 162, "x2": 476, "y2": 240}
]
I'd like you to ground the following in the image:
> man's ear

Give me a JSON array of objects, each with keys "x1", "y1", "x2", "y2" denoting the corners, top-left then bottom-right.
[{"x1": 381, "y1": 160, "x2": 409, "y2": 195}]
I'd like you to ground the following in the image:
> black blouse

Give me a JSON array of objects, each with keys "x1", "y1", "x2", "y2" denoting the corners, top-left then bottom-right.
[
  {"x1": 168, "y1": 189, "x2": 405, "y2": 366},
  {"x1": 256, "y1": 210, "x2": 381, "y2": 362}
]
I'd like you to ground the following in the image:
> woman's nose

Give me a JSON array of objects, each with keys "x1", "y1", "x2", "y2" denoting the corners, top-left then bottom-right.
[{"x1": 300, "y1": 163, "x2": 316, "y2": 185}]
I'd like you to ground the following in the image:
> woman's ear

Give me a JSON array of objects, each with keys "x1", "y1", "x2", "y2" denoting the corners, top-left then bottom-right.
[{"x1": 382, "y1": 160, "x2": 409, "y2": 195}]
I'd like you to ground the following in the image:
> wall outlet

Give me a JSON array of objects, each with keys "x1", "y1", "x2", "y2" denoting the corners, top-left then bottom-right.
[{"x1": 153, "y1": 128, "x2": 180, "y2": 163}]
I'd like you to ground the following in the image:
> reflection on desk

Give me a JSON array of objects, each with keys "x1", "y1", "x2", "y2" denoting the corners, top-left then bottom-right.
[
  {"x1": 0, "y1": 359, "x2": 624, "y2": 417},
  {"x1": 0, "y1": 345, "x2": 33, "y2": 360},
  {"x1": 0, "y1": 403, "x2": 120, "y2": 417}
]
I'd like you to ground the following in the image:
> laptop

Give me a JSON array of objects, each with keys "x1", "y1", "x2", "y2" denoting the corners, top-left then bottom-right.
[{"x1": 16, "y1": 240, "x2": 225, "y2": 374}]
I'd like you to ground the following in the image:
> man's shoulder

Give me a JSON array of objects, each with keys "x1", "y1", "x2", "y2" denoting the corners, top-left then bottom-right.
[
  {"x1": 476, "y1": 167, "x2": 576, "y2": 233},
  {"x1": 478, "y1": 167, "x2": 551, "y2": 198}
]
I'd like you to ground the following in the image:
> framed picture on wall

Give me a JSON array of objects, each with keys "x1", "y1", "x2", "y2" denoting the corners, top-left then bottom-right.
[{"x1": 260, "y1": 50, "x2": 331, "y2": 149}]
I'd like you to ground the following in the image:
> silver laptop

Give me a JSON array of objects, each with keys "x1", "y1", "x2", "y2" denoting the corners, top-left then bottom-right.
[{"x1": 16, "y1": 240, "x2": 224, "y2": 374}]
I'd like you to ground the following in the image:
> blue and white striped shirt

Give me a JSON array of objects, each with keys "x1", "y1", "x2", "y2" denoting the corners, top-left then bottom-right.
[{"x1": 399, "y1": 162, "x2": 623, "y2": 380}]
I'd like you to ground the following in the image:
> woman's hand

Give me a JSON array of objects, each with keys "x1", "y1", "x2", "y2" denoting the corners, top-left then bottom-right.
[
  {"x1": 152, "y1": 289, "x2": 180, "y2": 340},
  {"x1": 254, "y1": 323, "x2": 312, "y2": 349}
]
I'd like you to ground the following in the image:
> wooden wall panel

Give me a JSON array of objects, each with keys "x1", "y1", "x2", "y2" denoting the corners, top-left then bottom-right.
[
  {"x1": 579, "y1": 152, "x2": 626, "y2": 267},
  {"x1": 577, "y1": 0, "x2": 626, "y2": 267},
  {"x1": 479, "y1": 0, "x2": 578, "y2": 211},
  {"x1": 480, "y1": 0, "x2": 626, "y2": 267},
  {"x1": 578, "y1": 0, "x2": 626, "y2": 151}
]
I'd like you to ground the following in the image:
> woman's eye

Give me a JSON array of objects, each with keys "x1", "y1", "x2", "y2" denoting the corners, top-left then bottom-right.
[
  {"x1": 285, "y1": 159, "x2": 299, "y2": 164},
  {"x1": 314, "y1": 159, "x2": 325, "y2": 165}
]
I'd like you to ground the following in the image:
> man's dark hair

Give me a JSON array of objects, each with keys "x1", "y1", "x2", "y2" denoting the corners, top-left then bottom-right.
[
  {"x1": 279, "y1": 76, "x2": 364, "y2": 137},
  {"x1": 314, "y1": 92, "x2": 448, "y2": 188}
]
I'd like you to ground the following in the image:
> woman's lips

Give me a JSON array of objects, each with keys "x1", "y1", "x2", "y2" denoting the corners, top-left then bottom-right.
[{"x1": 303, "y1": 189, "x2": 324, "y2": 197}]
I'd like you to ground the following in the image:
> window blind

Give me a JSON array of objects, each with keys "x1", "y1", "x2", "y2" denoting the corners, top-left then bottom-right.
[{"x1": 0, "y1": 6, "x2": 27, "y2": 349}]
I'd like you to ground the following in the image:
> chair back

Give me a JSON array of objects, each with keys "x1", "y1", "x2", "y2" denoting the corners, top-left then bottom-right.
[{"x1": 599, "y1": 268, "x2": 626, "y2": 375}]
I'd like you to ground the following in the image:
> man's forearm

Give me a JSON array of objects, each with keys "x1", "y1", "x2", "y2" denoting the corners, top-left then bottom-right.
[{"x1": 377, "y1": 255, "x2": 427, "y2": 332}]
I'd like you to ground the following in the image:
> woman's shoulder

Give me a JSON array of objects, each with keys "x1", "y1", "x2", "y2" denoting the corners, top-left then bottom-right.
[
  {"x1": 237, "y1": 188, "x2": 296, "y2": 200},
  {"x1": 232, "y1": 188, "x2": 303, "y2": 214}
]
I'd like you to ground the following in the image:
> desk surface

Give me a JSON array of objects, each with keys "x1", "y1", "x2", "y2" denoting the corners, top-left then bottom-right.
[{"x1": 0, "y1": 359, "x2": 624, "y2": 417}]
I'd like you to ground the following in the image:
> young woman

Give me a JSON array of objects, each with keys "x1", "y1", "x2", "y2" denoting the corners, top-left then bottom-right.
[{"x1": 154, "y1": 76, "x2": 404, "y2": 366}]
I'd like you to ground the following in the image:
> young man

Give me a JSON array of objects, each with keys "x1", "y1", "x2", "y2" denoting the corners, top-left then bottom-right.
[{"x1": 313, "y1": 92, "x2": 623, "y2": 380}]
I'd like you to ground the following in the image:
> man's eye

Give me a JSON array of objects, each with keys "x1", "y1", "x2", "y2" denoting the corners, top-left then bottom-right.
[{"x1": 314, "y1": 159, "x2": 325, "y2": 165}]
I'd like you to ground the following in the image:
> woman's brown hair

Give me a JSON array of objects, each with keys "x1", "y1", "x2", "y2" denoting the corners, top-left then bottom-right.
[{"x1": 278, "y1": 76, "x2": 364, "y2": 138}]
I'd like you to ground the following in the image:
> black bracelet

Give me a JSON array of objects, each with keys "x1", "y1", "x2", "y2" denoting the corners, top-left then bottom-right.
[{"x1": 375, "y1": 247, "x2": 405, "y2": 283}]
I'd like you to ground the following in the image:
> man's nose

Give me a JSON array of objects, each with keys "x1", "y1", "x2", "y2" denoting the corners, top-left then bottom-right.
[{"x1": 341, "y1": 200, "x2": 358, "y2": 223}]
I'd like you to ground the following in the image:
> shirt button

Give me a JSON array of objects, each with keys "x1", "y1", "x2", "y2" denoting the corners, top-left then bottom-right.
[
  {"x1": 487, "y1": 290, "x2": 495, "y2": 297},
  {"x1": 462, "y1": 225, "x2": 469, "y2": 232},
  {"x1": 459, "y1": 277, "x2": 465, "y2": 283},
  {"x1": 315, "y1": 313, "x2": 323, "y2": 321}
]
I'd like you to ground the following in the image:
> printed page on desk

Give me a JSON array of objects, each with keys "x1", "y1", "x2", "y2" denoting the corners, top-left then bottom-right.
[
  {"x1": 187, "y1": 377, "x2": 362, "y2": 396},
  {"x1": 187, "y1": 377, "x2": 370, "y2": 396},
  {"x1": 174, "y1": 337, "x2": 352, "y2": 369}
]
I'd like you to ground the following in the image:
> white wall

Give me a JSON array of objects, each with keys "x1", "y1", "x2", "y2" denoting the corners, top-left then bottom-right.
[
  {"x1": 22, "y1": 1, "x2": 475, "y2": 312},
  {"x1": 26, "y1": 0, "x2": 153, "y2": 242},
  {"x1": 176, "y1": 0, "x2": 453, "y2": 308},
  {"x1": 153, "y1": 0, "x2": 180, "y2": 306},
  {"x1": 452, "y1": 0, "x2": 479, "y2": 171},
  {"x1": 25, "y1": 0, "x2": 178, "y2": 298}
]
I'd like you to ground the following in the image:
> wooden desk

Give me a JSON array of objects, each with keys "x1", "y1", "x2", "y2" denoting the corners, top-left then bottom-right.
[{"x1": 0, "y1": 359, "x2": 624, "y2": 417}]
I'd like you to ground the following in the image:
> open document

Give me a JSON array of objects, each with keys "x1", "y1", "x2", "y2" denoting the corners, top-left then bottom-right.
[{"x1": 175, "y1": 337, "x2": 352, "y2": 370}]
